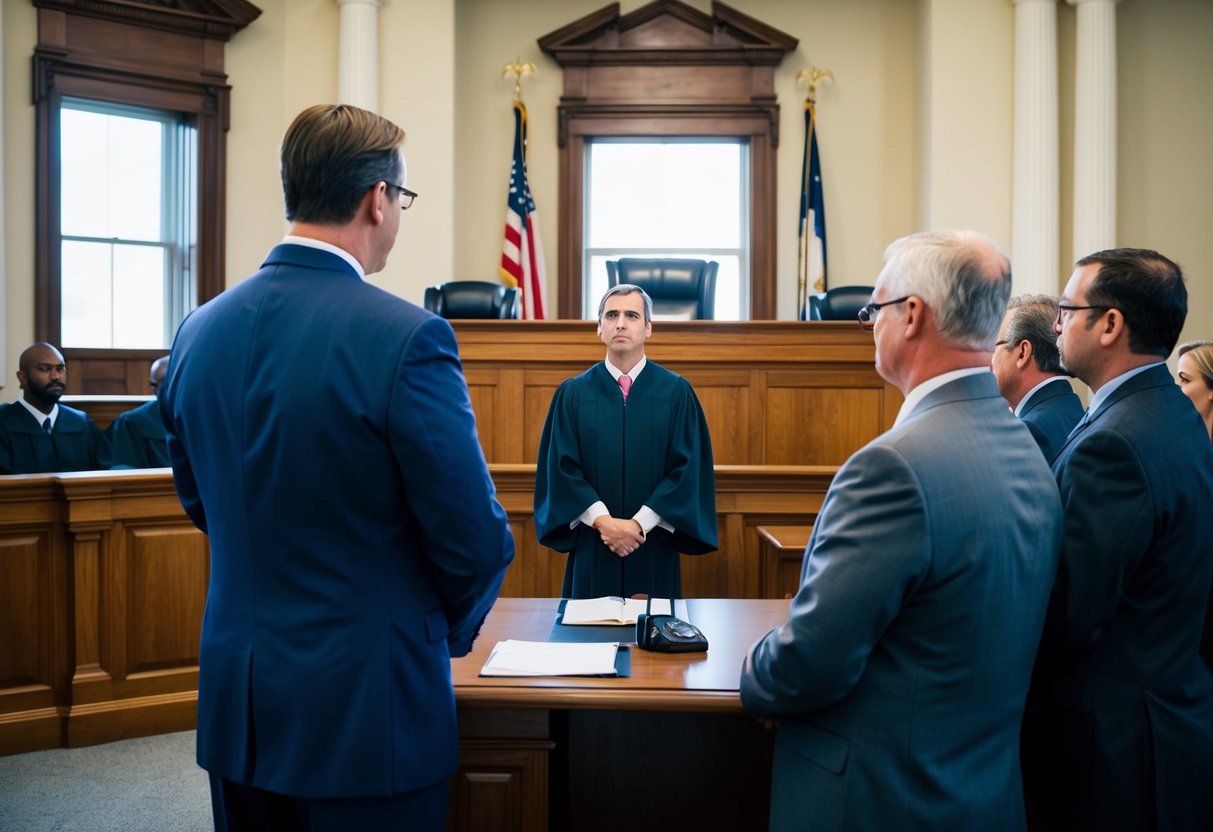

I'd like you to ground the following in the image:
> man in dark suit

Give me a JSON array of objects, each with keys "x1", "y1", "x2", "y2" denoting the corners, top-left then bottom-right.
[
  {"x1": 0, "y1": 342, "x2": 111, "y2": 473},
  {"x1": 106, "y1": 356, "x2": 170, "y2": 468},
  {"x1": 160, "y1": 104, "x2": 514, "y2": 832},
  {"x1": 991, "y1": 293, "x2": 1083, "y2": 462},
  {"x1": 1022, "y1": 248, "x2": 1213, "y2": 831},
  {"x1": 740, "y1": 231, "x2": 1063, "y2": 831}
]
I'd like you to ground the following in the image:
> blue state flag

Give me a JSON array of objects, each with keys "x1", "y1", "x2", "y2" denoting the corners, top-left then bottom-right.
[{"x1": 798, "y1": 100, "x2": 828, "y2": 320}]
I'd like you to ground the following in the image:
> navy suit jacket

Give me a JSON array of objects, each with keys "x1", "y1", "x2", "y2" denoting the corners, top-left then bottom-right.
[
  {"x1": 741, "y1": 373, "x2": 1062, "y2": 831},
  {"x1": 1023, "y1": 363, "x2": 1213, "y2": 831},
  {"x1": 1018, "y1": 377, "x2": 1083, "y2": 463},
  {"x1": 160, "y1": 244, "x2": 514, "y2": 799}
]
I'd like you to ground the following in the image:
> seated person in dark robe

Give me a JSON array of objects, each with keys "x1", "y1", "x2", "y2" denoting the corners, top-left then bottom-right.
[
  {"x1": 106, "y1": 356, "x2": 170, "y2": 468},
  {"x1": 0, "y1": 342, "x2": 112, "y2": 474},
  {"x1": 534, "y1": 284, "x2": 717, "y2": 599}
]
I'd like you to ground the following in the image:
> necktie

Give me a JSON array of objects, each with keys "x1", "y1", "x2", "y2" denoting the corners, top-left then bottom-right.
[
  {"x1": 42, "y1": 418, "x2": 52, "y2": 435},
  {"x1": 618, "y1": 374, "x2": 632, "y2": 400}
]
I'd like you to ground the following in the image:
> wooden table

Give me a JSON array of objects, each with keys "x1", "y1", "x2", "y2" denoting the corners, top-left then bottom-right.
[{"x1": 448, "y1": 597, "x2": 790, "y2": 832}]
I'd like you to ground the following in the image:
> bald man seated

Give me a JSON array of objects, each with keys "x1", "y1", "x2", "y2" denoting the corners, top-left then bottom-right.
[
  {"x1": 106, "y1": 356, "x2": 171, "y2": 468},
  {"x1": 0, "y1": 342, "x2": 112, "y2": 474}
]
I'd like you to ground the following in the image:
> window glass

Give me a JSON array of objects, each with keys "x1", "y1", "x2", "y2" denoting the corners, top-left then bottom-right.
[
  {"x1": 584, "y1": 139, "x2": 748, "y2": 320},
  {"x1": 59, "y1": 100, "x2": 192, "y2": 349}
]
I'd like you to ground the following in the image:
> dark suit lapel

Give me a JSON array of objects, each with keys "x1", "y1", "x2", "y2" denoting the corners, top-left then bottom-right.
[
  {"x1": 1054, "y1": 363, "x2": 1170, "y2": 458},
  {"x1": 1083, "y1": 364, "x2": 1171, "y2": 428}
]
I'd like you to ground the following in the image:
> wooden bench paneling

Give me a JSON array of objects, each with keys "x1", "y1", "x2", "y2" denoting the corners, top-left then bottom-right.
[{"x1": 0, "y1": 463, "x2": 836, "y2": 755}]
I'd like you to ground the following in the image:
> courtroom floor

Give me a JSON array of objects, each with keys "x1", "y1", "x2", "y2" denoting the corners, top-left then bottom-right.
[{"x1": 0, "y1": 730, "x2": 210, "y2": 832}]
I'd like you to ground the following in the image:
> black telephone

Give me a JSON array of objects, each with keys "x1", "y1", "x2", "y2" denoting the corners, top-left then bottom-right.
[{"x1": 635, "y1": 600, "x2": 709, "y2": 653}]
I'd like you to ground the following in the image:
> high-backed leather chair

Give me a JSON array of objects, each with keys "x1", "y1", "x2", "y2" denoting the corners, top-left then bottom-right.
[
  {"x1": 808, "y1": 285, "x2": 874, "y2": 322},
  {"x1": 605, "y1": 258, "x2": 719, "y2": 320},
  {"x1": 423, "y1": 281, "x2": 520, "y2": 320}
]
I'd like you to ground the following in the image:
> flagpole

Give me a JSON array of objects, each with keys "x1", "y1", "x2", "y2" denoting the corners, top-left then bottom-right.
[
  {"x1": 795, "y1": 68, "x2": 833, "y2": 319},
  {"x1": 500, "y1": 58, "x2": 548, "y2": 319}
]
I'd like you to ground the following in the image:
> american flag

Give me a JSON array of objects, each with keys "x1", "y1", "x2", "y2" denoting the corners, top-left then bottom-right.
[{"x1": 500, "y1": 100, "x2": 547, "y2": 319}]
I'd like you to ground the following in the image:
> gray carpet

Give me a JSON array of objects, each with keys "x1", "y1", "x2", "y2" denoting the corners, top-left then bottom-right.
[{"x1": 0, "y1": 731, "x2": 211, "y2": 832}]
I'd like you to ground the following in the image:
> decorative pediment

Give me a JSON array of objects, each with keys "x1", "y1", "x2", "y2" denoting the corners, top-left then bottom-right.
[
  {"x1": 32, "y1": 0, "x2": 261, "y2": 41},
  {"x1": 539, "y1": 0, "x2": 798, "y2": 67}
]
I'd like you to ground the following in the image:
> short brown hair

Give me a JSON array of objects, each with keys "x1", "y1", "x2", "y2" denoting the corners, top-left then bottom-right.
[{"x1": 281, "y1": 104, "x2": 405, "y2": 225}]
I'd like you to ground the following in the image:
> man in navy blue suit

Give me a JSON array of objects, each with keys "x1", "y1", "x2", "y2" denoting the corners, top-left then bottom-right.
[
  {"x1": 991, "y1": 294, "x2": 1083, "y2": 462},
  {"x1": 160, "y1": 104, "x2": 514, "y2": 832},
  {"x1": 1023, "y1": 248, "x2": 1213, "y2": 831}
]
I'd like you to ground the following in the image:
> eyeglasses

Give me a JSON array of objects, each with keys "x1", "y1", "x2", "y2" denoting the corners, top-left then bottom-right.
[
  {"x1": 386, "y1": 182, "x2": 418, "y2": 211},
  {"x1": 1055, "y1": 302, "x2": 1108, "y2": 326},
  {"x1": 857, "y1": 296, "x2": 909, "y2": 330},
  {"x1": 994, "y1": 339, "x2": 1009, "y2": 347}
]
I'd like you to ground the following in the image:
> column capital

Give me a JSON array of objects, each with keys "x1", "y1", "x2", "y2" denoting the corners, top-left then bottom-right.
[
  {"x1": 336, "y1": 0, "x2": 382, "y2": 7},
  {"x1": 1066, "y1": 0, "x2": 1121, "y2": 7}
]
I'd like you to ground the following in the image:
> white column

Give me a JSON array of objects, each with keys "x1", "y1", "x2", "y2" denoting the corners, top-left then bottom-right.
[
  {"x1": 1012, "y1": 0, "x2": 1059, "y2": 295},
  {"x1": 1069, "y1": 0, "x2": 1120, "y2": 260},
  {"x1": 0, "y1": 7, "x2": 7, "y2": 389},
  {"x1": 337, "y1": 0, "x2": 381, "y2": 112}
]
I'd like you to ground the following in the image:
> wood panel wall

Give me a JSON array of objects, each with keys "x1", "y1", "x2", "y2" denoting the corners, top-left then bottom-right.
[{"x1": 452, "y1": 319, "x2": 900, "y2": 467}]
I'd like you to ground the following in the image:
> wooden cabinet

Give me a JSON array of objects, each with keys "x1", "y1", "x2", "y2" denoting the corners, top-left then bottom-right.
[{"x1": 755, "y1": 525, "x2": 814, "y2": 599}]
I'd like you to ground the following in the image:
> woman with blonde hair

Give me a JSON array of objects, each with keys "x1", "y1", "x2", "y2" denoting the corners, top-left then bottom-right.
[{"x1": 1177, "y1": 340, "x2": 1213, "y2": 440}]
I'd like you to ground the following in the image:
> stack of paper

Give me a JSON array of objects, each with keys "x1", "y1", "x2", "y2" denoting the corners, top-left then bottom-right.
[{"x1": 480, "y1": 639, "x2": 620, "y2": 677}]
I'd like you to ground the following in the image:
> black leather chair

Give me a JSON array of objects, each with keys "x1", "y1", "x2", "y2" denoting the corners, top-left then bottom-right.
[
  {"x1": 423, "y1": 281, "x2": 520, "y2": 320},
  {"x1": 605, "y1": 258, "x2": 719, "y2": 320},
  {"x1": 807, "y1": 285, "x2": 874, "y2": 322}
]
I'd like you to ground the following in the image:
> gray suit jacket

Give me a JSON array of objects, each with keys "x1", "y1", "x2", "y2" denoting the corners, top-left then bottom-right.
[
  {"x1": 741, "y1": 372, "x2": 1062, "y2": 831},
  {"x1": 1018, "y1": 377, "x2": 1084, "y2": 464},
  {"x1": 1023, "y1": 363, "x2": 1213, "y2": 832}
]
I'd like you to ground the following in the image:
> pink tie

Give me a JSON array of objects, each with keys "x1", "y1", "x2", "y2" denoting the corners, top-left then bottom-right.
[{"x1": 618, "y1": 374, "x2": 632, "y2": 400}]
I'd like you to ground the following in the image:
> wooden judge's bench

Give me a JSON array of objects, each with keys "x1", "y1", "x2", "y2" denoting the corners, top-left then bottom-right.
[{"x1": 0, "y1": 321, "x2": 898, "y2": 828}]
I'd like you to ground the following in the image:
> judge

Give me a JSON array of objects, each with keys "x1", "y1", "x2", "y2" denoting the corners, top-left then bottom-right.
[
  {"x1": 0, "y1": 342, "x2": 111, "y2": 474},
  {"x1": 106, "y1": 356, "x2": 170, "y2": 468},
  {"x1": 534, "y1": 284, "x2": 717, "y2": 599}
]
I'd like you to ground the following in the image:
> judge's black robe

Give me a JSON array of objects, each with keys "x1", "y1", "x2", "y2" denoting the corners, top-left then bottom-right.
[
  {"x1": 106, "y1": 399, "x2": 171, "y2": 468},
  {"x1": 0, "y1": 402, "x2": 112, "y2": 474},
  {"x1": 534, "y1": 361, "x2": 717, "y2": 599}
]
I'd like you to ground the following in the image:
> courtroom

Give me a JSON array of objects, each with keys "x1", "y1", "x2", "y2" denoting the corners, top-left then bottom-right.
[{"x1": 1, "y1": 2, "x2": 1211, "y2": 831}]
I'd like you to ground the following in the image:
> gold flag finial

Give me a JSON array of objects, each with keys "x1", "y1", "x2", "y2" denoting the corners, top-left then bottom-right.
[
  {"x1": 796, "y1": 67, "x2": 835, "y2": 104},
  {"x1": 501, "y1": 58, "x2": 536, "y2": 101}
]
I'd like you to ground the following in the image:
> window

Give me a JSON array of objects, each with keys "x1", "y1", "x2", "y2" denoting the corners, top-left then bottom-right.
[
  {"x1": 32, "y1": 0, "x2": 256, "y2": 393},
  {"x1": 584, "y1": 139, "x2": 749, "y2": 320},
  {"x1": 59, "y1": 100, "x2": 197, "y2": 349},
  {"x1": 539, "y1": 2, "x2": 795, "y2": 319}
]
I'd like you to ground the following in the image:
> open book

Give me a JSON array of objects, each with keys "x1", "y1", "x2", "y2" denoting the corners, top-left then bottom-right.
[{"x1": 560, "y1": 596, "x2": 673, "y2": 626}]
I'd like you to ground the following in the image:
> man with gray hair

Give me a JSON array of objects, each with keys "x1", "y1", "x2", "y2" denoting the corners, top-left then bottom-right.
[
  {"x1": 991, "y1": 294, "x2": 1084, "y2": 462},
  {"x1": 741, "y1": 230, "x2": 1062, "y2": 831}
]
